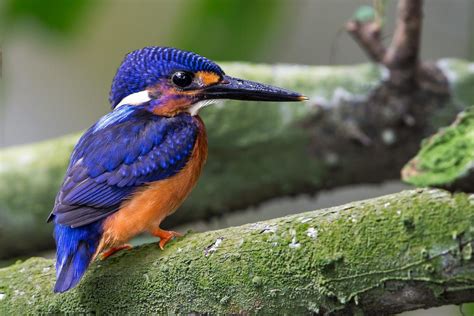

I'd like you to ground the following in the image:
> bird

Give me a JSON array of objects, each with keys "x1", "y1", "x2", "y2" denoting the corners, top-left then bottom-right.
[{"x1": 48, "y1": 46, "x2": 306, "y2": 293}]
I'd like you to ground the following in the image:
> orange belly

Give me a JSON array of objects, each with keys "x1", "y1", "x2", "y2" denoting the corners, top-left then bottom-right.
[{"x1": 97, "y1": 116, "x2": 207, "y2": 253}]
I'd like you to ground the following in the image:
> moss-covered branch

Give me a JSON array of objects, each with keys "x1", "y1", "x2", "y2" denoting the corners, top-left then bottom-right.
[
  {"x1": 1, "y1": 189, "x2": 474, "y2": 314},
  {"x1": 402, "y1": 107, "x2": 474, "y2": 191}
]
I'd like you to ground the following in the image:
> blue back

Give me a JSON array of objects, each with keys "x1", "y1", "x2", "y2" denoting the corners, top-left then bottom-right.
[
  {"x1": 51, "y1": 105, "x2": 199, "y2": 227},
  {"x1": 109, "y1": 47, "x2": 224, "y2": 108}
]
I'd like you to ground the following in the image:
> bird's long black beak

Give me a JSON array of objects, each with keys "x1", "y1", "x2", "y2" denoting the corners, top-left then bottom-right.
[{"x1": 202, "y1": 75, "x2": 307, "y2": 102}]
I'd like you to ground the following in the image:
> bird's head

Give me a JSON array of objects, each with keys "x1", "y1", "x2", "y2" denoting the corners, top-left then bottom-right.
[{"x1": 109, "y1": 47, "x2": 306, "y2": 116}]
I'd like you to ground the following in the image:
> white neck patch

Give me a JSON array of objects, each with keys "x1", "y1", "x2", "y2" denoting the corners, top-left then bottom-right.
[
  {"x1": 115, "y1": 90, "x2": 218, "y2": 116},
  {"x1": 188, "y1": 99, "x2": 219, "y2": 116},
  {"x1": 115, "y1": 90, "x2": 151, "y2": 109}
]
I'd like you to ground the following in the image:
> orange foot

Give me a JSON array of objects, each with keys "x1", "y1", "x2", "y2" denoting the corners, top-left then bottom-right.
[
  {"x1": 100, "y1": 244, "x2": 132, "y2": 260},
  {"x1": 151, "y1": 228, "x2": 183, "y2": 250}
]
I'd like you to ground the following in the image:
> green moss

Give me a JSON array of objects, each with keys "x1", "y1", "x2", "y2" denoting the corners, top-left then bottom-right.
[
  {"x1": 1, "y1": 189, "x2": 474, "y2": 314},
  {"x1": 403, "y1": 108, "x2": 474, "y2": 187}
]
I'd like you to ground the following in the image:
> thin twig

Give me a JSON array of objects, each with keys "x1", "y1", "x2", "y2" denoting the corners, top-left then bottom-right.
[
  {"x1": 346, "y1": 20, "x2": 385, "y2": 63},
  {"x1": 346, "y1": 0, "x2": 424, "y2": 90}
]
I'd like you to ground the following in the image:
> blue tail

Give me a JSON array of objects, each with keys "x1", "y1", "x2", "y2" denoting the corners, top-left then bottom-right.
[{"x1": 53, "y1": 220, "x2": 103, "y2": 293}]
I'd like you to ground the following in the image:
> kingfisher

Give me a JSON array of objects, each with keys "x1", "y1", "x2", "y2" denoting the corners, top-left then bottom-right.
[{"x1": 48, "y1": 46, "x2": 306, "y2": 293}]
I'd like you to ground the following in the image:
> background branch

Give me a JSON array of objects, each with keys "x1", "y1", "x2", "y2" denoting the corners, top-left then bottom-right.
[
  {"x1": 1, "y1": 60, "x2": 467, "y2": 259},
  {"x1": 2, "y1": 56, "x2": 471, "y2": 260},
  {"x1": 346, "y1": 20, "x2": 385, "y2": 63},
  {"x1": 383, "y1": 0, "x2": 422, "y2": 69},
  {"x1": 383, "y1": 0, "x2": 423, "y2": 89},
  {"x1": 2, "y1": 189, "x2": 474, "y2": 315},
  {"x1": 346, "y1": 0, "x2": 424, "y2": 91}
]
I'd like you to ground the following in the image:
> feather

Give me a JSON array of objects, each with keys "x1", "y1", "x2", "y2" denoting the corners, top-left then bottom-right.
[
  {"x1": 51, "y1": 106, "x2": 199, "y2": 227},
  {"x1": 53, "y1": 221, "x2": 103, "y2": 292}
]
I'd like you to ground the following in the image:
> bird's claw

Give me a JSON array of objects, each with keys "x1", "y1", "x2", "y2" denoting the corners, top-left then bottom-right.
[
  {"x1": 100, "y1": 244, "x2": 132, "y2": 260},
  {"x1": 151, "y1": 229, "x2": 183, "y2": 250}
]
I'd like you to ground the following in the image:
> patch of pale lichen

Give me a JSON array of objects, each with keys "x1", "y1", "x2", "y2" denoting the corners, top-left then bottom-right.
[
  {"x1": 1, "y1": 189, "x2": 474, "y2": 314},
  {"x1": 403, "y1": 108, "x2": 474, "y2": 187}
]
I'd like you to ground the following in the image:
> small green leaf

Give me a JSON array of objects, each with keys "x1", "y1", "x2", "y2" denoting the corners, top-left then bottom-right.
[{"x1": 353, "y1": 5, "x2": 376, "y2": 23}]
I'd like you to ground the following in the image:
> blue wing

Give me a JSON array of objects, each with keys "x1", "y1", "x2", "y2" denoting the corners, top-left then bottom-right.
[{"x1": 50, "y1": 106, "x2": 199, "y2": 228}]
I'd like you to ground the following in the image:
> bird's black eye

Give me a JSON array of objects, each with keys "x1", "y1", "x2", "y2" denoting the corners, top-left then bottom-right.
[{"x1": 171, "y1": 71, "x2": 194, "y2": 88}]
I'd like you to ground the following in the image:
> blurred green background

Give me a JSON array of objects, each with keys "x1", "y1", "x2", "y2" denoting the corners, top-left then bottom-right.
[
  {"x1": 1, "y1": 0, "x2": 473, "y2": 148},
  {"x1": 1, "y1": 1, "x2": 474, "y2": 315}
]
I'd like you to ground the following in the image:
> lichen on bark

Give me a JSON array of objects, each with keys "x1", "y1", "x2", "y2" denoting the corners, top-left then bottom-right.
[{"x1": 1, "y1": 189, "x2": 474, "y2": 315}]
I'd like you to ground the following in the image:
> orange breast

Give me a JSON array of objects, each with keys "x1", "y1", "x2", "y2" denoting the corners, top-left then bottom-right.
[{"x1": 97, "y1": 116, "x2": 208, "y2": 252}]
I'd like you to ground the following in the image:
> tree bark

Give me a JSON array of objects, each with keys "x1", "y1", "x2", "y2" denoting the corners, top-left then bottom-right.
[
  {"x1": 383, "y1": 0, "x2": 423, "y2": 90},
  {"x1": 1, "y1": 189, "x2": 474, "y2": 315}
]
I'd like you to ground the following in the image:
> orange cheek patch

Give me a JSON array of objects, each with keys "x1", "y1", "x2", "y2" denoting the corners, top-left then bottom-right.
[
  {"x1": 152, "y1": 97, "x2": 190, "y2": 116},
  {"x1": 196, "y1": 71, "x2": 221, "y2": 86},
  {"x1": 150, "y1": 86, "x2": 199, "y2": 116}
]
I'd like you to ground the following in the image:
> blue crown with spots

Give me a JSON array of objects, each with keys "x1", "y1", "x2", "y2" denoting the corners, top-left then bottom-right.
[{"x1": 109, "y1": 47, "x2": 224, "y2": 109}]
